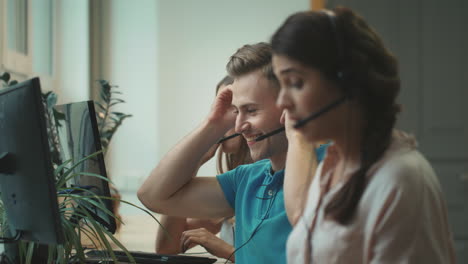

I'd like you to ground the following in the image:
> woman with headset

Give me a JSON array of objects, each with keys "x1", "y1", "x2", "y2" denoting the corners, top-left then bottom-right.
[{"x1": 271, "y1": 7, "x2": 455, "y2": 263}]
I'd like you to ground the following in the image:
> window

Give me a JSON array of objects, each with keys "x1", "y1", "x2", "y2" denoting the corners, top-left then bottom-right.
[
  {"x1": 1, "y1": 0, "x2": 56, "y2": 90},
  {"x1": 32, "y1": 0, "x2": 54, "y2": 77}
]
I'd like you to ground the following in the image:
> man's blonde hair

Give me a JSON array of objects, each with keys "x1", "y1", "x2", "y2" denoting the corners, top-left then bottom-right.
[{"x1": 226, "y1": 42, "x2": 279, "y2": 88}]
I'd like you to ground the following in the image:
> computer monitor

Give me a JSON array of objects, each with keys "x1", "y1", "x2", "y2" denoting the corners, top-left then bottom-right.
[
  {"x1": 54, "y1": 101, "x2": 117, "y2": 234},
  {"x1": 0, "y1": 77, "x2": 64, "y2": 245}
]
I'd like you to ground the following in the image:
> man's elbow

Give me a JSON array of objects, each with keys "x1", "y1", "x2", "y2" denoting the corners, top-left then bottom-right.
[{"x1": 137, "y1": 186, "x2": 164, "y2": 213}]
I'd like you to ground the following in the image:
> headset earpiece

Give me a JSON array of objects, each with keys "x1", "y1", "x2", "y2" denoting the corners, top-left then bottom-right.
[{"x1": 322, "y1": 10, "x2": 347, "y2": 90}]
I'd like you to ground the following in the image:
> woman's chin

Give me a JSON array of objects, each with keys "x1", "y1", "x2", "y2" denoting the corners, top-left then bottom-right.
[{"x1": 298, "y1": 124, "x2": 321, "y2": 143}]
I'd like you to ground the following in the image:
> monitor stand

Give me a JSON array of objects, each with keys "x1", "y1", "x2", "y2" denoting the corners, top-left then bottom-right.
[
  {"x1": 0, "y1": 152, "x2": 47, "y2": 263},
  {"x1": 0, "y1": 243, "x2": 49, "y2": 264},
  {"x1": 0, "y1": 239, "x2": 19, "y2": 264},
  {"x1": 0, "y1": 152, "x2": 18, "y2": 263}
]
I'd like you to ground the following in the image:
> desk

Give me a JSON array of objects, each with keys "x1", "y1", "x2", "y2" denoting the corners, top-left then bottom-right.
[{"x1": 108, "y1": 213, "x2": 225, "y2": 263}]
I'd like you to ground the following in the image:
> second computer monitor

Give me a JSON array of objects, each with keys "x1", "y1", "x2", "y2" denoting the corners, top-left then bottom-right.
[{"x1": 54, "y1": 100, "x2": 117, "y2": 234}]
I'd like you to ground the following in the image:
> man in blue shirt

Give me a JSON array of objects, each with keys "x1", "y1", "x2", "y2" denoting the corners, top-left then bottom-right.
[{"x1": 138, "y1": 42, "x2": 292, "y2": 263}]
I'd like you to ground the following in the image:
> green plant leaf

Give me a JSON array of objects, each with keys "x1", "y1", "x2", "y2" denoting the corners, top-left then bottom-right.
[
  {"x1": 111, "y1": 111, "x2": 126, "y2": 117},
  {"x1": 105, "y1": 231, "x2": 137, "y2": 263},
  {"x1": 25, "y1": 242, "x2": 34, "y2": 264},
  {"x1": 110, "y1": 98, "x2": 125, "y2": 103},
  {"x1": 71, "y1": 172, "x2": 115, "y2": 185},
  {"x1": 78, "y1": 207, "x2": 119, "y2": 262},
  {"x1": 95, "y1": 102, "x2": 106, "y2": 112},
  {"x1": 62, "y1": 217, "x2": 86, "y2": 262},
  {"x1": 99, "y1": 89, "x2": 109, "y2": 103},
  {"x1": 99, "y1": 131, "x2": 113, "y2": 138},
  {"x1": 0, "y1": 76, "x2": 139, "y2": 263},
  {"x1": 55, "y1": 244, "x2": 66, "y2": 264},
  {"x1": 117, "y1": 199, "x2": 161, "y2": 226},
  {"x1": 110, "y1": 117, "x2": 121, "y2": 123},
  {"x1": 55, "y1": 151, "x2": 103, "y2": 188},
  {"x1": 66, "y1": 195, "x2": 120, "y2": 224},
  {"x1": 0, "y1": 72, "x2": 10, "y2": 83},
  {"x1": 53, "y1": 108, "x2": 66, "y2": 121},
  {"x1": 54, "y1": 158, "x2": 73, "y2": 183}
]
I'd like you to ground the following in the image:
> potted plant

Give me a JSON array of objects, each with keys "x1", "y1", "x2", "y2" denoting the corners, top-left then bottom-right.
[{"x1": 0, "y1": 72, "x2": 158, "y2": 264}]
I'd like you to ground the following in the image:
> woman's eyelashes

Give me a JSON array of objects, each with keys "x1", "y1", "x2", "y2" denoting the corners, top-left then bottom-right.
[
  {"x1": 282, "y1": 77, "x2": 304, "y2": 90},
  {"x1": 290, "y1": 79, "x2": 304, "y2": 90}
]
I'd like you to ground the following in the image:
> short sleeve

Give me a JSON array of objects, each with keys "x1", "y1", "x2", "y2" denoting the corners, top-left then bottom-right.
[{"x1": 216, "y1": 168, "x2": 239, "y2": 209}]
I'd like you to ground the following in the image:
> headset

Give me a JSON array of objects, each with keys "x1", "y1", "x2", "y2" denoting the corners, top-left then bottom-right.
[
  {"x1": 255, "y1": 10, "x2": 350, "y2": 142},
  {"x1": 293, "y1": 10, "x2": 349, "y2": 129}
]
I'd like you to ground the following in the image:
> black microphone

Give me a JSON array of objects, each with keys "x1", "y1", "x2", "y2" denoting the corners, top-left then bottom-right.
[
  {"x1": 216, "y1": 133, "x2": 241, "y2": 144},
  {"x1": 254, "y1": 95, "x2": 348, "y2": 142},
  {"x1": 255, "y1": 127, "x2": 285, "y2": 141},
  {"x1": 293, "y1": 95, "x2": 347, "y2": 128}
]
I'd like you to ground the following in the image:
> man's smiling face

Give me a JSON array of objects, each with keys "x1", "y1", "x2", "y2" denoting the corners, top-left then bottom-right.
[{"x1": 231, "y1": 69, "x2": 288, "y2": 164}]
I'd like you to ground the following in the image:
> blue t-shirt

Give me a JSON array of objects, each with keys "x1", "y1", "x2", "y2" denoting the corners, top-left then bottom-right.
[
  {"x1": 217, "y1": 159, "x2": 291, "y2": 264},
  {"x1": 315, "y1": 142, "x2": 330, "y2": 162},
  {"x1": 215, "y1": 145, "x2": 329, "y2": 263}
]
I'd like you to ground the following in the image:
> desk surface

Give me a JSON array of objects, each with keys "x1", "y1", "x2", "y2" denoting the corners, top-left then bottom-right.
[{"x1": 107, "y1": 213, "x2": 226, "y2": 263}]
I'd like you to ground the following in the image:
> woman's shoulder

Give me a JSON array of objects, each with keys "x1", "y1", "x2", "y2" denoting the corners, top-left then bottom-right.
[
  {"x1": 364, "y1": 130, "x2": 442, "y2": 207},
  {"x1": 374, "y1": 131, "x2": 433, "y2": 184}
]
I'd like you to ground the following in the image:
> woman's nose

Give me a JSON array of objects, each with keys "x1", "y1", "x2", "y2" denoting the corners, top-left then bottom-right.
[{"x1": 276, "y1": 88, "x2": 293, "y2": 111}]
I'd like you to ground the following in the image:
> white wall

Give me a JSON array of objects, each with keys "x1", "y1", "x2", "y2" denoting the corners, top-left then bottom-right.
[
  {"x1": 103, "y1": 0, "x2": 309, "y2": 191},
  {"x1": 100, "y1": 0, "x2": 159, "y2": 191},
  {"x1": 157, "y1": 0, "x2": 309, "y2": 178},
  {"x1": 55, "y1": 1, "x2": 90, "y2": 104}
]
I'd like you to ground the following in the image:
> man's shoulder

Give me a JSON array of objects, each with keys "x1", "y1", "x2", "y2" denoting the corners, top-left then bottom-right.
[{"x1": 216, "y1": 159, "x2": 271, "y2": 199}]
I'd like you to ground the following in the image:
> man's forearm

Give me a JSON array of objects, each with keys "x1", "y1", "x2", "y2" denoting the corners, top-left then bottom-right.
[
  {"x1": 137, "y1": 119, "x2": 227, "y2": 213},
  {"x1": 155, "y1": 216, "x2": 187, "y2": 254}
]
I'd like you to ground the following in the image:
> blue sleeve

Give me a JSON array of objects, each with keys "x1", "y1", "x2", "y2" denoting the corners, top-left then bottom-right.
[{"x1": 216, "y1": 168, "x2": 239, "y2": 209}]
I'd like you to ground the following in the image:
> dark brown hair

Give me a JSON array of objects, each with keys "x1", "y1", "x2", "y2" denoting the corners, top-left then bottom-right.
[
  {"x1": 226, "y1": 42, "x2": 279, "y2": 88},
  {"x1": 215, "y1": 75, "x2": 252, "y2": 173},
  {"x1": 271, "y1": 7, "x2": 400, "y2": 225}
]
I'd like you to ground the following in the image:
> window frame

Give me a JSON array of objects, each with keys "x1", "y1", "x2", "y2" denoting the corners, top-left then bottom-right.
[{"x1": 1, "y1": 0, "x2": 58, "y2": 92}]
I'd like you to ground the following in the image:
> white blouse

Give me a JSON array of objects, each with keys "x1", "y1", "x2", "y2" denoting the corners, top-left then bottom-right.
[
  {"x1": 219, "y1": 218, "x2": 235, "y2": 246},
  {"x1": 287, "y1": 131, "x2": 456, "y2": 264}
]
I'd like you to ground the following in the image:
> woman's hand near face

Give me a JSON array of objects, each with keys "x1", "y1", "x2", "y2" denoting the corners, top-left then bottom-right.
[
  {"x1": 281, "y1": 110, "x2": 315, "y2": 150},
  {"x1": 282, "y1": 109, "x2": 318, "y2": 226}
]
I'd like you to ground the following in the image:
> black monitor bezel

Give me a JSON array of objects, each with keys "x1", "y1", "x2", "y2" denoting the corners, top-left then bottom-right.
[
  {"x1": 54, "y1": 100, "x2": 117, "y2": 234},
  {"x1": 0, "y1": 77, "x2": 64, "y2": 244}
]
